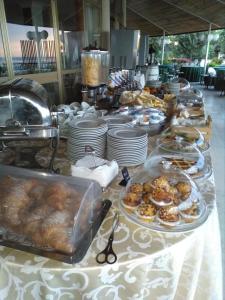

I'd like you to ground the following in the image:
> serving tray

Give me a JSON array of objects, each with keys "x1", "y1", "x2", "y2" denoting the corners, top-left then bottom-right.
[{"x1": 0, "y1": 199, "x2": 112, "y2": 264}]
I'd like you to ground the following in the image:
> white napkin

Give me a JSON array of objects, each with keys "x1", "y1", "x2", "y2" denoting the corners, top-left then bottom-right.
[{"x1": 71, "y1": 156, "x2": 119, "y2": 188}]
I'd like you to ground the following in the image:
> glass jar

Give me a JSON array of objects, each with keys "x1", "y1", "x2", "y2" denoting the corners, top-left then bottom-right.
[{"x1": 81, "y1": 50, "x2": 101, "y2": 86}]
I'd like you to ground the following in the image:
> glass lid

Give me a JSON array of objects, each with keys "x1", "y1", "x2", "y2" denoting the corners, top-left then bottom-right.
[
  {"x1": 119, "y1": 166, "x2": 208, "y2": 232},
  {"x1": 144, "y1": 140, "x2": 211, "y2": 181},
  {"x1": 156, "y1": 126, "x2": 210, "y2": 152}
]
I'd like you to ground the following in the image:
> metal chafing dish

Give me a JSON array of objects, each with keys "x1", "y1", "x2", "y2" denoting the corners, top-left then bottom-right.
[{"x1": 0, "y1": 78, "x2": 59, "y2": 170}]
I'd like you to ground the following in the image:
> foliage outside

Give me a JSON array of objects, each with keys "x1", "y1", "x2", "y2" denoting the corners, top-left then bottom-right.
[{"x1": 149, "y1": 29, "x2": 225, "y2": 66}]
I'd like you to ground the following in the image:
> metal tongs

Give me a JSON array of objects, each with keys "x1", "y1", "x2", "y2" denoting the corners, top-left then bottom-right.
[{"x1": 96, "y1": 212, "x2": 119, "y2": 264}]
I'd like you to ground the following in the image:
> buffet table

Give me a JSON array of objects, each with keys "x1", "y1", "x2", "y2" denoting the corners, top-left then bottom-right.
[{"x1": 0, "y1": 139, "x2": 222, "y2": 300}]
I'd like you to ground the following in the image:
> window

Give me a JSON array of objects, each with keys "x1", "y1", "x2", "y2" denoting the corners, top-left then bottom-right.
[
  {"x1": 57, "y1": 0, "x2": 84, "y2": 70},
  {"x1": 4, "y1": 0, "x2": 56, "y2": 75},
  {"x1": 0, "y1": 26, "x2": 7, "y2": 77}
]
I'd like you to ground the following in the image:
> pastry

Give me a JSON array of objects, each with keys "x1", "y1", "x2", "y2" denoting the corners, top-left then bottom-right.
[
  {"x1": 44, "y1": 182, "x2": 71, "y2": 211},
  {"x1": 0, "y1": 175, "x2": 85, "y2": 254},
  {"x1": 163, "y1": 157, "x2": 197, "y2": 171},
  {"x1": 1, "y1": 187, "x2": 31, "y2": 227},
  {"x1": 151, "y1": 176, "x2": 170, "y2": 190},
  {"x1": 143, "y1": 181, "x2": 152, "y2": 193},
  {"x1": 136, "y1": 203, "x2": 156, "y2": 222},
  {"x1": 142, "y1": 193, "x2": 152, "y2": 204},
  {"x1": 158, "y1": 206, "x2": 180, "y2": 226},
  {"x1": 176, "y1": 182, "x2": 191, "y2": 199},
  {"x1": 179, "y1": 203, "x2": 200, "y2": 223},
  {"x1": 123, "y1": 192, "x2": 141, "y2": 206},
  {"x1": 151, "y1": 188, "x2": 174, "y2": 206},
  {"x1": 129, "y1": 183, "x2": 143, "y2": 194},
  {"x1": 167, "y1": 186, "x2": 179, "y2": 205}
]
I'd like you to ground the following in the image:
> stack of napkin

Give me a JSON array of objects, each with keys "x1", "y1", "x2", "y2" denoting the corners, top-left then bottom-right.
[{"x1": 71, "y1": 155, "x2": 119, "y2": 188}]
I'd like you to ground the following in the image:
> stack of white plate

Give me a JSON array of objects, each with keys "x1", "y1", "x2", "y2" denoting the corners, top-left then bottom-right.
[
  {"x1": 101, "y1": 115, "x2": 133, "y2": 130},
  {"x1": 107, "y1": 128, "x2": 148, "y2": 166},
  {"x1": 67, "y1": 118, "x2": 108, "y2": 162}
]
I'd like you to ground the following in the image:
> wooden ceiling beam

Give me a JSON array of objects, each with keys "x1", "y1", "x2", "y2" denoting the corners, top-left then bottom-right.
[
  {"x1": 127, "y1": 5, "x2": 169, "y2": 34},
  {"x1": 162, "y1": 0, "x2": 222, "y2": 28}
]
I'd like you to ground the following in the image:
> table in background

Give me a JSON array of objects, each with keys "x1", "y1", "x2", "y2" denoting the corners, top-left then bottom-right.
[{"x1": 180, "y1": 66, "x2": 204, "y2": 82}]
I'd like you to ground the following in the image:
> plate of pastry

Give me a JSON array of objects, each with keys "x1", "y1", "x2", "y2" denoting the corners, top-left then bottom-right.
[{"x1": 120, "y1": 168, "x2": 209, "y2": 233}]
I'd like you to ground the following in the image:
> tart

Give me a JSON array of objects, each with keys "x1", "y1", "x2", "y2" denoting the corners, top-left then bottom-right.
[
  {"x1": 157, "y1": 206, "x2": 180, "y2": 226},
  {"x1": 135, "y1": 203, "x2": 156, "y2": 222},
  {"x1": 162, "y1": 157, "x2": 197, "y2": 172}
]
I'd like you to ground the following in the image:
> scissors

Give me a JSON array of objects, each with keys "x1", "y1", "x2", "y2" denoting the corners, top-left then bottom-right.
[{"x1": 96, "y1": 212, "x2": 119, "y2": 264}]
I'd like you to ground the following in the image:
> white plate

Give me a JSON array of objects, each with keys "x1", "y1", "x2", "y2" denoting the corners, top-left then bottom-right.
[
  {"x1": 70, "y1": 118, "x2": 107, "y2": 129},
  {"x1": 101, "y1": 115, "x2": 133, "y2": 124},
  {"x1": 108, "y1": 128, "x2": 147, "y2": 139}
]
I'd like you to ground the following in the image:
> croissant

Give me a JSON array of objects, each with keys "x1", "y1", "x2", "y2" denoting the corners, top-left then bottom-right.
[
  {"x1": 44, "y1": 182, "x2": 71, "y2": 211},
  {"x1": 1, "y1": 187, "x2": 30, "y2": 227}
]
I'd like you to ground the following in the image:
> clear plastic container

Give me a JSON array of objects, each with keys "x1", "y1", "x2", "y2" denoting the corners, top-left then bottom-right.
[
  {"x1": 0, "y1": 165, "x2": 110, "y2": 263},
  {"x1": 120, "y1": 163, "x2": 208, "y2": 232},
  {"x1": 157, "y1": 126, "x2": 210, "y2": 153},
  {"x1": 81, "y1": 50, "x2": 101, "y2": 86},
  {"x1": 145, "y1": 140, "x2": 212, "y2": 181}
]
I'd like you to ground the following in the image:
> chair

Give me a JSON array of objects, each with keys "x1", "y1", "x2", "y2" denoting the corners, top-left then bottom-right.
[{"x1": 214, "y1": 70, "x2": 225, "y2": 95}]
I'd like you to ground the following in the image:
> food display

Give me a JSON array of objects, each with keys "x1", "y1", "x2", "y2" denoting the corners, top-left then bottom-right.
[
  {"x1": 119, "y1": 90, "x2": 167, "y2": 111},
  {"x1": 177, "y1": 106, "x2": 205, "y2": 119},
  {"x1": 145, "y1": 140, "x2": 212, "y2": 181},
  {"x1": 0, "y1": 165, "x2": 105, "y2": 262},
  {"x1": 157, "y1": 126, "x2": 210, "y2": 152},
  {"x1": 120, "y1": 169, "x2": 208, "y2": 232}
]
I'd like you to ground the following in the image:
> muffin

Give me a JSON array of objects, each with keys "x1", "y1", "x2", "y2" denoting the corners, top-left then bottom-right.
[
  {"x1": 151, "y1": 176, "x2": 170, "y2": 191},
  {"x1": 143, "y1": 181, "x2": 152, "y2": 193},
  {"x1": 136, "y1": 203, "x2": 156, "y2": 222},
  {"x1": 179, "y1": 203, "x2": 201, "y2": 223},
  {"x1": 129, "y1": 183, "x2": 143, "y2": 194},
  {"x1": 167, "y1": 186, "x2": 179, "y2": 205},
  {"x1": 142, "y1": 193, "x2": 152, "y2": 204},
  {"x1": 176, "y1": 182, "x2": 191, "y2": 200},
  {"x1": 157, "y1": 205, "x2": 180, "y2": 226},
  {"x1": 150, "y1": 188, "x2": 174, "y2": 206},
  {"x1": 122, "y1": 192, "x2": 141, "y2": 211}
]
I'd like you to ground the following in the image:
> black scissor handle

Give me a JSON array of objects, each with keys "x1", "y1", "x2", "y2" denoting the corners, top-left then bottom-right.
[
  {"x1": 96, "y1": 250, "x2": 108, "y2": 264},
  {"x1": 96, "y1": 237, "x2": 117, "y2": 264}
]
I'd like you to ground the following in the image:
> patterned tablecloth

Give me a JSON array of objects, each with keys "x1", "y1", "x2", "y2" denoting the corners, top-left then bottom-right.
[{"x1": 0, "y1": 140, "x2": 223, "y2": 300}]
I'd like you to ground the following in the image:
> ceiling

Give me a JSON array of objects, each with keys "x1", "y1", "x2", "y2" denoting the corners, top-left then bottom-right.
[{"x1": 126, "y1": 0, "x2": 225, "y2": 36}]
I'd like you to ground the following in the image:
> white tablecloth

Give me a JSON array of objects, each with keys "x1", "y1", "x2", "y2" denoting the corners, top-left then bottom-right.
[{"x1": 0, "y1": 171, "x2": 223, "y2": 300}]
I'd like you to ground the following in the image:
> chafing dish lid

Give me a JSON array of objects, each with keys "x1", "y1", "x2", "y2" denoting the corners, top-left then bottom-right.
[{"x1": 0, "y1": 78, "x2": 51, "y2": 127}]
